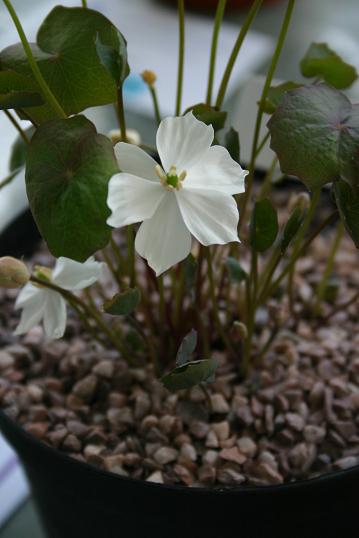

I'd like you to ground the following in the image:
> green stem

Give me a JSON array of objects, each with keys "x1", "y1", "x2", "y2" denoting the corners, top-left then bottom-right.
[
  {"x1": 0, "y1": 167, "x2": 22, "y2": 191},
  {"x1": 176, "y1": 0, "x2": 185, "y2": 116},
  {"x1": 254, "y1": 131, "x2": 270, "y2": 159},
  {"x1": 81, "y1": 0, "x2": 87, "y2": 6},
  {"x1": 241, "y1": 248, "x2": 258, "y2": 373},
  {"x1": 3, "y1": 0, "x2": 66, "y2": 119},
  {"x1": 116, "y1": 87, "x2": 128, "y2": 142},
  {"x1": 314, "y1": 220, "x2": 344, "y2": 315},
  {"x1": 127, "y1": 226, "x2": 136, "y2": 287},
  {"x1": 149, "y1": 85, "x2": 162, "y2": 125},
  {"x1": 205, "y1": 248, "x2": 234, "y2": 357},
  {"x1": 206, "y1": 0, "x2": 227, "y2": 105},
  {"x1": 3, "y1": 110, "x2": 30, "y2": 144},
  {"x1": 258, "y1": 156, "x2": 278, "y2": 198},
  {"x1": 102, "y1": 248, "x2": 122, "y2": 288},
  {"x1": 215, "y1": 0, "x2": 263, "y2": 109},
  {"x1": 239, "y1": 0, "x2": 296, "y2": 231},
  {"x1": 258, "y1": 189, "x2": 322, "y2": 304}
]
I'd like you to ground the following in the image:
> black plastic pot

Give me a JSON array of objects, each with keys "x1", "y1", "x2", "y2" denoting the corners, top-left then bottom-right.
[{"x1": 1, "y1": 211, "x2": 359, "y2": 538}]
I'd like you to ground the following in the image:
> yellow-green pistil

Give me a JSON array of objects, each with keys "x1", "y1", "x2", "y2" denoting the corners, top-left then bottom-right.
[{"x1": 155, "y1": 164, "x2": 187, "y2": 191}]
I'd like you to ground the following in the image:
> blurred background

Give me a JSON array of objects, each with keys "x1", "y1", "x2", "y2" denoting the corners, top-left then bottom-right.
[{"x1": 0, "y1": 0, "x2": 358, "y2": 535}]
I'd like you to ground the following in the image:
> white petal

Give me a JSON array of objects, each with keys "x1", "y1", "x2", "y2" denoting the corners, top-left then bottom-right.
[
  {"x1": 107, "y1": 173, "x2": 166, "y2": 228},
  {"x1": 15, "y1": 283, "x2": 43, "y2": 308},
  {"x1": 135, "y1": 193, "x2": 191, "y2": 276},
  {"x1": 114, "y1": 142, "x2": 159, "y2": 181},
  {"x1": 177, "y1": 188, "x2": 239, "y2": 246},
  {"x1": 186, "y1": 145, "x2": 248, "y2": 194},
  {"x1": 156, "y1": 112, "x2": 213, "y2": 173},
  {"x1": 52, "y1": 257, "x2": 104, "y2": 291},
  {"x1": 43, "y1": 293, "x2": 67, "y2": 339},
  {"x1": 14, "y1": 287, "x2": 47, "y2": 335}
]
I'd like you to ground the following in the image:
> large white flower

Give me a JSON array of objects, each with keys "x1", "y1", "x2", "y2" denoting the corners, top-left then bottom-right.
[
  {"x1": 14, "y1": 257, "x2": 104, "y2": 339},
  {"x1": 107, "y1": 112, "x2": 248, "y2": 276}
]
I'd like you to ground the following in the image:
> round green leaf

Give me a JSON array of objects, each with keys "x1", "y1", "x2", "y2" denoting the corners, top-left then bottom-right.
[
  {"x1": 300, "y1": 43, "x2": 358, "y2": 89},
  {"x1": 268, "y1": 84, "x2": 359, "y2": 190},
  {"x1": 0, "y1": 6, "x2": 129, "y2": 123},
  {"x1": 25, "y1": 115, "x2": 117, "y2": 262},
  {"x1": 250, "y1": 198, "x2": 278, "y2": 252}
]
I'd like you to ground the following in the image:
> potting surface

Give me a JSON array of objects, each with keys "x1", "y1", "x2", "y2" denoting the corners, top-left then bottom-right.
[{"x1": 1, "y1": 0, "x2": 358, "y2": 534}]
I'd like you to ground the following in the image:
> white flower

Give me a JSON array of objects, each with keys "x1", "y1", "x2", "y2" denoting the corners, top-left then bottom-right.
[
  {"x1": 14, "y1": 257, "x2": 104, "y2": 339},
  {"x1": 107, "y1": 112, "x2": 248, "y2": 276}
]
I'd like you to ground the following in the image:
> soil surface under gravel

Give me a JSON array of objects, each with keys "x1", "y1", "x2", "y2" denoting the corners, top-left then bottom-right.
[{"x1": 1, "y1": 221, "x2": 359, "y2": 488}]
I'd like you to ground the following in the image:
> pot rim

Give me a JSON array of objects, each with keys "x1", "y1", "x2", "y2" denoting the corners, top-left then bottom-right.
[{"x1": 1, "y1": 408, "x2": 358, "y2": 497}]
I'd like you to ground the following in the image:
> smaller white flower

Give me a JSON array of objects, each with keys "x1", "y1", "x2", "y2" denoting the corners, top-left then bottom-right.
[
  {"x1": 14, "y1": 257, "x2": 104, "y2": 340},
  {"x1": 107, "y1": 112, "x2": 248, "y2": 276}
]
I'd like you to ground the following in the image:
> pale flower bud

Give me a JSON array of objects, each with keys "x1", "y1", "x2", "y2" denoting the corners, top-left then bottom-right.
[
  {"x1": 0, "y1": 257, "x2": 30, "y2": 288},
  {"x1": 230, "y1": 321, "x2": 248, "y2": 342},
  {"x1": 141, "y1": 69, "x2": 157, "y2": 87}
]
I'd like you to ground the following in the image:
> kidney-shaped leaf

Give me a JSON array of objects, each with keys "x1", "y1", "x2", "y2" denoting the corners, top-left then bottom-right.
[
  {"x1": 300, "y1": 43, "x2": 357, "y2": 89},
  {"x1": 26, "y1": 115, "x2": 117, "y2": 262},
  {"x1": 334, "y1": 180, "x2": 359, "y2": 248},
  {"x1": 0, "y1": 6, "x2": 128, "y2": 123},
  {"x1": 103, "y1": 288, "x2": 141, "y2": 316},
  {"x1": 161, "y1": 357, "x2": 219, "y2": 392},
  {"x1": 268, "y1": 84, "x2": 359, "y2": 190},
  {"x1": 250, "y1": 199, "x2": 278, "y2": 252}
]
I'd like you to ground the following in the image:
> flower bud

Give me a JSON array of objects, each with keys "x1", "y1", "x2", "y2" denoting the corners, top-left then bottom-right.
[
  {"x1": 108, "y1": 128, "x2": 141, "y2": 146},
  {"x1": 141, "y1": 69, "x2": 157, "y2": 87},
  {"x1": 230, "y1": 321, "x2": 248, "y2": 342},
  {"x1": 0, "y1": 257, "x2": 30, "y2": 288}
]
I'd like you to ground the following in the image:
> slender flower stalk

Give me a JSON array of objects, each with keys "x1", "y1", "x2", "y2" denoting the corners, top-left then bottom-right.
[
  {"x1": 314, "y1": 220, "x2": 344, "y2": 314},
  {"x1": 239, "y1": 0, "x2": 296, "y2": 231},
  {"x1": 175, "y1": 0, "x2": 185, "y2": 116},
  {"x1": 81, "y1": 0, "x2": 87, "y2": 6},
  {"x1": 215, "y1": 0, "x2": 263, "y2": 109},
  {"x1": 2, "y1": 0, "x2": 67, "y2": 119},
  {"x1": 206, "y1": 0, "x2": 227, "y2": 105},
  {"x1": 116, "y1": 87, "x2": 128, "y2": 142},
  {"x1": 3, "y1": 110, "x2": 30, "y2": 144}
]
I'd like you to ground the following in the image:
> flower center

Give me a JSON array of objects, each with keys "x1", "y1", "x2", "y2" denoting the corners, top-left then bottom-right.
[{"x1": 155, "y1": 165, "x2": 187, "y2": 191}]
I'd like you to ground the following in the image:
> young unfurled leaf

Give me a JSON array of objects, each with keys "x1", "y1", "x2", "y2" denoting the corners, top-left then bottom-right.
[
  {"x1": 224, "y1": 127, "x2": 240, "y2": 163},
  {"x1": 9, "y1": 127, "x2": 35, "y2": 172},
  {"x1": 103, "y1": 288, "x2": 141, "y2": 316},
  {"x1": 226, "y1": 257, "x2": 248, "y2": 283},
  {"x1": 262, "y1": 81, "x2": 301, "y2": 114},
  {"x1": 250, "y1": 199, "x2": 278, "y2": 252},
  {"x1": 0, "y1": 71, "x2": 43, "y2": 110},
  {"x1": 161, "y1": 357, "x2": 219, "y2": 392},
  {"x1": 300, "y1": 43, "x2": 357, "y2": 89},
  {"x1": 0, "y1": 7, "x2": 128, "y2": 124},
  {"x1": 95, "y1": 28, "x2": 130, "y2": 87},
  {"x1": 280, "y1": 206, "x2": 306, "y2": 253},
  {"x1": 26, "y1": 115, "x2": 117, "y2": 262},
  {"x1": 268, "y1": 84, "x2": 359, "y2": 190},
  {"x1": 185, "y1": 103, "x2": 227, "y2": 131},
  {"x1": 334, "y1": 180, "x2": 359, "y2": 248},
  {"x1": 176, "y1": 329, "x2": 197, "y2": 367}
]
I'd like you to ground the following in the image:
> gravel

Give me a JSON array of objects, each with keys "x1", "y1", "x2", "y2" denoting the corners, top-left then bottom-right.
[{"x1": 0, "y1": 226, "x2": 359, "y2": 488}]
